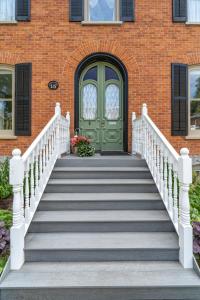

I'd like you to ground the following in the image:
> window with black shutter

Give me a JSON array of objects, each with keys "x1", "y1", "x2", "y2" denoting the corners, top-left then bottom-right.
[
  {"x1": 173, "y1": 0, "x2": 187, "y2": 22},
  {"x1": 70, "y1": 0, "x2": 134, "y2": 23},
  {"x1": 15, "y1": 63, "x2": 32, "y2": 136},
  {"x1": 70, "y1": 0, "x2": 84, "y2": 21},
  {"x1": 16, "y1": 0, "x2": 31, "y2": 21},
  {"x1": 171, "y1": 63, "x2": 188, "y2": 136},
  {"x1": 188, "y1": 66, "x2": 200, "y2": 136},
  {"x1": 120, "y1": 0, "x2": 134, "y2": 22},
  {"x1": 0, "y1": 66, "x2": 14, "y2": 137}
]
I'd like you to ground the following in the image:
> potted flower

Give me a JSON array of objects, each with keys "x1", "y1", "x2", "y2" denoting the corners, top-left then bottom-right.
[
  {"x1": 70, "y1": 135, "x2": 90, "y2": 154},
  {"x1": 70, "y1": 135, "x2": 95, "y2": 157}
]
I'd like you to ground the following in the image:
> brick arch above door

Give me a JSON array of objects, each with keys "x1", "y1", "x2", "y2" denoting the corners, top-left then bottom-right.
[{"x1": 61, "y1": 40, "x2": 139, "y2": 76}]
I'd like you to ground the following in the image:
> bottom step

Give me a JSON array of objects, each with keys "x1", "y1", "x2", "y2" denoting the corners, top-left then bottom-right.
[{"x1": 1, "y1": 262, "x2": 200, "y2": 300}]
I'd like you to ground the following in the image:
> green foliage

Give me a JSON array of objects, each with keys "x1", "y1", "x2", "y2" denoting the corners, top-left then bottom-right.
[
  {"x1": 77, "y1": 144, "x2": 95, "y2": 157},
  {"x1": 0, "y1": 254, "x2": 9, "y2": 274},
  {"x1": 190, "y1": 172, "x2": 200, "y2": 223},
  {"x1": 0, "y1": 159, "x2": 12, "y2": 200},
  {"x1": 0, "y1": 210, "x2": 12, "y2": 229}
]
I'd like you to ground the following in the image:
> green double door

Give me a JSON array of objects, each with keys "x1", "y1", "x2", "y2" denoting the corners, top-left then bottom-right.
[{"x1": 79, "y1": 62, "x2": 123, "y2": 152}]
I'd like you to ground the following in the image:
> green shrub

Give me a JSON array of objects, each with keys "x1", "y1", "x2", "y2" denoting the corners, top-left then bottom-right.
[
  {"x1": 0, "y1": 159, "x2": 12, "y2": 200},
  {"x1": 0, "y1": 254, "x2": 9, "y2": 274},
  {"x1": 0, "y1": 210, "x2": 12, "y2": 229},
  {"x1": 77, "y1": 144, "x2": 95, "y2": 157},
  {"x1": 190, "y1": 172, "x2": 200, "y2": 223}
]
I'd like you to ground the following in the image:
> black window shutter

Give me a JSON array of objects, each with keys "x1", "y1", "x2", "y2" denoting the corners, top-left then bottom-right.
[
  {"x1": 15, "y1": 63, "x2": 32, "y2": 136},
  {"x1": 16, "y1": 0, "x2": 31, "y2": 21},
  {"x1": 171, "y1": 63, "x2": 188, "y2": 136},
  {"x1": 172, "y1": 0, "x2": 187, "y2": 22},
  {"x1": 120, "y1": 0, "x2": 134, "y2": 22},
  {"x1": 70, "y1": 0, "x2": 83, "y2": 22}
]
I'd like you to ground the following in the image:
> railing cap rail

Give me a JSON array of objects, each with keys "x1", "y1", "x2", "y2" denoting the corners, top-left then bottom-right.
[
  {"x1": 22, "y1": 103, "x2": 61, "y2": 162},
  {"x1": 144, "y1": 114, "x2": 179, "y2": 161}
]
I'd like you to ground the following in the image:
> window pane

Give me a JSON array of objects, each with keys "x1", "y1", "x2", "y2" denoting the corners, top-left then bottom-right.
[
  {"x1": 105, "y1": 67, "x2": 119, "y2": 81},
  {"x1": 105, "y1": 84, "x2": 119, "y2": 120},
  {"x1": 191, "y1": 101, "x2": 200, "y2": 130},
  {"x1": 89, "y1": 0, "x2": 115, "y2": 21},
  {"x1": 0, "y1": 73, "x2": 12, "y2": 99},
  {"x1": 190, "y1": 70, "x2": 200, "y2": 99},
  {"x1": 0, "y1": 101, "x2": 12, "y2": 130},
  {"x1": 83, "y1": 67, "x2": 97, "y2": 81},
  {"x1": 0, "y1": 0, "x2": 15, "y2": 21},
  {"x1": 83, "y1": 84, "x2": 97, "y2": 120},
  {"x1": 188, "y1": 0, "x2": 200, "y2": 22}
]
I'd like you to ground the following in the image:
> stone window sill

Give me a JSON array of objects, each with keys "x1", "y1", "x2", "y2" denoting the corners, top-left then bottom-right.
[
  {"x1": 0, "y1": 21, "x2": 17, "y2": 25},
  {"x1": 185, "y1": 135, "x2": 200, "y2": 140},
  {"x1": 0, "y1": 136, "x2": 17, "y2": 140},
  {"x1": 81, "y1": 21, "x2": 123, "y2": 26},
  {"x1": 186, "y1": 22, "x2": 200, "y2": 25}
]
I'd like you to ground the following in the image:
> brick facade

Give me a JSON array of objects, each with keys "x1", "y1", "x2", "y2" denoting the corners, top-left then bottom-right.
[{"x1": 0, "y1": 0, "x2": 200, "y2": 155}]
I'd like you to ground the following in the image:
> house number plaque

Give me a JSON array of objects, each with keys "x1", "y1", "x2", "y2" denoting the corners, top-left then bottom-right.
[{"x1": 48, "y1": 81, "x2": 59, "y2": 90}]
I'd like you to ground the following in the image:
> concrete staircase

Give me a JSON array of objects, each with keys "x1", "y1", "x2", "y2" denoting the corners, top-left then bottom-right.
[{"x1": 1, "y1": 156, "x2": 200, "y2": 300}]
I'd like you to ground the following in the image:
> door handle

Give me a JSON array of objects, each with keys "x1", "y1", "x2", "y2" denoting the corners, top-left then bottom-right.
[{"x1": 101, "y1": 120, "x2": 105, "y2": 127}]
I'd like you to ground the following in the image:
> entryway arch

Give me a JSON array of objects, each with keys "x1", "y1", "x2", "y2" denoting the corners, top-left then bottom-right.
[{"x1": 74, "y1": 53, "x2": 128, "y2": 153}]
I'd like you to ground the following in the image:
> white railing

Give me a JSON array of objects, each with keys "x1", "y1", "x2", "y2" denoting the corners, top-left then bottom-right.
[
  {"x1": 9, "y1": 103, "x2": 70, "y2": 270},
  {"x1": 132, "y1": 104, "x2": 193, "y2": 269}
]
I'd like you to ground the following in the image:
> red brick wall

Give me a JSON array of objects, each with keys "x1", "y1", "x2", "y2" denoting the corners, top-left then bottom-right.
[{"x1": 0, "y1": 0, "x2": 200, "y2": 156}]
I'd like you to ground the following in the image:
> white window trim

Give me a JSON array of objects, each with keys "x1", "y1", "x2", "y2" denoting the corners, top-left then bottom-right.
[
  {"x1": 186, "y1": 0, "x2": 200, "y2": 25},
  {"x1": 83, "y1": 0, "x2": 121, "y2": 24},
  {"x1": 0, "y1": 65, "x2": 15, "y2": 138},
  {"x1": 187, "y1": 66, "x2": 200, "y2": 138},
  {"x1": 0, "y1": 0, "x2": 16, "y2": 23}
]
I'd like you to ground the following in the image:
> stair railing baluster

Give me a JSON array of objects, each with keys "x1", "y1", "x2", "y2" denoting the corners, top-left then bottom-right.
[
  {"x1": 9, "y1": 103, "x2": 70, "y2": 270},
  {"x1": 132, "y1": 103, "x2": 193, "y2": 269},
  {"x1": 168, "y1": 156, "x2": 173, "y2": 217}
]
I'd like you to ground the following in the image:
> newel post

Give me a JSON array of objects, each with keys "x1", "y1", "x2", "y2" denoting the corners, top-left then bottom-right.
[
  {"x1": 66, "y1": 112, "x2": 71, "y2": 155},
  {"x1": 55, "y1": 102, "x2": 61, "y2": 158},
  {"x1": 141, "y1": 103, "x2": 148, "y2": 158},
  {"x1": 178, "y1": 148, "x2": 193, "y2": 268},
  {"x1": 132, "y1": 112, "x2": 136, "y2": 155},
  {"x1": 9, "y1": 149, "x2": 25, "y2": 270}
]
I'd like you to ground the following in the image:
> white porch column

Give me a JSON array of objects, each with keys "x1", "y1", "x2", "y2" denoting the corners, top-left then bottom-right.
[
  {"x1": 132, "y1": 112, "x2": 136, "y2": 155},
  {"x1": 141, "y1": 103, "x2": 148, "y2": 158},
  {"x1": 10, "y1": 149, "x2": 25, "y2": 270},
  {"x1": 55, "y1": 102, "x2": 61, "y2": 158},
  {"x1": 178, "y1": 148, "x2": 193, "y2": 268},
  {"x1": 66, "y1": 111, "x2": 71, "y2": 155}
]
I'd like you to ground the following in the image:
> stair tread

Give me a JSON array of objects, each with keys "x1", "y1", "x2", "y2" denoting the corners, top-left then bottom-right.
[
  {"x1": 1, "y1": 261, "x2": 200, "y2": 288},
  {"x1": 42, "y1": 193, "x2": 161, "y2": 201},
  {"x1": 25, "y1": 232, "x2": 178, "y2": 250},
  {"x1": 33, "y1": 210, "x2": 169, "y2": 222},
  {"x1": 53, "y1": 167, "x2": 150, "y2": 172},
  {"x1": 48, "y1": 179, "x2": 155, "y2": 185}
]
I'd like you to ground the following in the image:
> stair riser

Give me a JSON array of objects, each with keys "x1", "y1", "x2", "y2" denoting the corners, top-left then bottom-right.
[
  {"x1": 25, "y1": 249, "x2": 179, "y2": 262},
  {"x1": 55, "y1": 159, "x2": 147, "y2": 168},
  {"x1": 50, "y1": 171, "x2": 152, "y2": 180},
  {"x1": 29, "y1": 221, "x2": 175, "y2": 233},
  {"x1": 45, "y1": 184, "x2": 158, "y2": 193},
  {"x1": 38, "y1": 200, "x2": 165, "y2": 211},
  {"x1": 2, "y1": 287, "x2": 200, "y2": 300}
]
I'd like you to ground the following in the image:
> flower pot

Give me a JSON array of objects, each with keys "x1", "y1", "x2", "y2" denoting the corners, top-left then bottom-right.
[{"x1": 71, "y1": 146, "x2": 78, "y2": 154}]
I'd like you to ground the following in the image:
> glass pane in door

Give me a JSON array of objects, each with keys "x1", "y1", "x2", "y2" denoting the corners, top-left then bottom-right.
[
  {"x1": 105, "y1": 84, "x2": 119, "y2": 120},
  {"x1": 82, "y1": 83, "x2": 97, "y2": 120}
]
